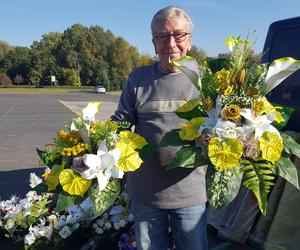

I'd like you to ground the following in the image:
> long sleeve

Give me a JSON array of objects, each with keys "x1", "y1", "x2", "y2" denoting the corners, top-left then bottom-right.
[{"x1": 111, "y1": 71, "x2": 137, "y2": 125}]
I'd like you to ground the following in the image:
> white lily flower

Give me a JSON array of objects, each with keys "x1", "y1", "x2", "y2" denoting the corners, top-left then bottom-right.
[
  {"x1": 199, "y1": 96, "x2": 221, "y2": 133},
  {"x1": 265, "y1": 57, "x2": 300, "y2": 93},
  {"x1": 240, "y1": 108, "x2": 280, "y2": 140},
  {"x1": 82, "y1": 102, "x2": 101, "y2": 123},
  {"x1": 24, "y1": 232, "x2": 36, "y2": 246},
  {"x1": 38, "y1": 225, "x2": 53, "y2": 240},
  {"x1": 70, "y1": 117, "x2": 82, "y2": 131},
  {"x1": 81, "y1": 140, "x2": 123, "y2": 191},
  {"x1": 29, "y1": 173, "x2": 42, "y2": 188}
]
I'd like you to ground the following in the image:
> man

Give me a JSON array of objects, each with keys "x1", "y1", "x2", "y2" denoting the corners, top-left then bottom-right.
[{"x1": 112, "y1": 6, "x2": 207, "y2": 250}]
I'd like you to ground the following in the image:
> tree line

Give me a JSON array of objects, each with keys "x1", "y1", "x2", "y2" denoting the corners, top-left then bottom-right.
[
  {"x1": 0, "y1": 23, "x2": 260, "y2": 90},
  {"x1": 0, "y1": 24, "x2": 209, "y2": 90}
]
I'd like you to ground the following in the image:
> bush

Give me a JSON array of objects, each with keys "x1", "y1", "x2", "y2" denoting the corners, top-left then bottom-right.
[{"x1": 0, "y1": 73, "x2": 12, "y2": 85}]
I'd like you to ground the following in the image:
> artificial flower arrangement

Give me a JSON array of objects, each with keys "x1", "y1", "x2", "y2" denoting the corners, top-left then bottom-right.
[
  {"x1": 160, "y1": 36, "x2": 300, "y2": 215},
  {"x1": 0, "y1": 102, "x2": 147, "y2": 249}
]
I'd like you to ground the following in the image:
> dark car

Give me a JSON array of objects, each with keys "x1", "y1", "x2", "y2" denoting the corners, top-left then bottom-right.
[{"x1": 261, "y1": 16, "x2": 300, "y2": 132}]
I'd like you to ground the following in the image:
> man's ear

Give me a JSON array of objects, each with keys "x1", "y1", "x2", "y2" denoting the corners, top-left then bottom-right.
[
  {"x1": 187, "y1": 36, "x2": 192, "y2": 51},
  {"x1": 152, "y1": 38, "x2": 158, "y2": 54}
]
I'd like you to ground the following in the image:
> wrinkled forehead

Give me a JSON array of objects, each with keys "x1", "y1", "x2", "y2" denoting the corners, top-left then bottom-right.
[{"x1": 152, "y1": 17, "x2": 191, "y2": 36}]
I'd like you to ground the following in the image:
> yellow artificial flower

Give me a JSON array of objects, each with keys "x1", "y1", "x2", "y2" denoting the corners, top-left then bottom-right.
[
  {"x1": 59, "y1": 169, "x2": 92, "y2": 197},
  {"x1": 235, "y1": 69, "x2": 246, "y2": 85},
  {"x1": 179, "y1": 117, "x2": 205, "y2": 141},
  {"x1": 253, "y1": 97, "x2": 274, "y2": 115},
  {"x1": 202, "y1": 96, "x2": 214, "y2": 112},
  {"x1": 214, "y1": 69, "x2": 231, "y2": 86},
  {"x1": 253, "y1": 97, "x2": 284, "y2": 123},
  {"x1": 43, "y1": 165, "x2": 64, "y2": 191},
  {"x1": 115, "y1": 142, "x2": 143, "y2": 172},
  {"x1": 259, "y1": 131, "x2": 283, "y2": 164},
  {"x1": 222, "y1": 105, "x2": 241, "y2": 122},
  {"x1": 118, "y1": 131, "x2": 148, "y2": 150},
  {"x1": 208, "y1": 137, "x2": 243, "y2": 171},
  {"x1": 218, "y1": 84, "x2": 233, "y2": 96},
  {"x1": 176, "y1": 97, "x2": 201, "y2": 113},
  {"x1": 274, "y1": 108, "x2": 284, "y2": 123}
]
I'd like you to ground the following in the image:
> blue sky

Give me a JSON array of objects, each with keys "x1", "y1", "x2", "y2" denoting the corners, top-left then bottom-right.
[{"x1": 1, "y1": 0, "x2": 300, "y2": 57}]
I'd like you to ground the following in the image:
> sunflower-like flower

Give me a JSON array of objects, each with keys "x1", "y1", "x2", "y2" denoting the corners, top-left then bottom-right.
[
  {"x1": 59, "y1": 169, "x2": 92, "y2": 197},
  {"x1": 221, "y1": 104, "x2": 241, "y2": 122},
  {"x1": 115, "y1": 131, "x2": 147, "y2": 172},
  {"x1": 208, "y1": 137, "x2": 243, "y2": 171}
]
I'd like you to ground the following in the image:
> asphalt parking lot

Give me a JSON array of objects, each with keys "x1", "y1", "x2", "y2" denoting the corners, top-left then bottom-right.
[
  {"x1": 0, "y1": 91, "x2": 120, "y2": 199},
  {"x1": 0, "y1": 90, "x2": 257, "y2": 250}
]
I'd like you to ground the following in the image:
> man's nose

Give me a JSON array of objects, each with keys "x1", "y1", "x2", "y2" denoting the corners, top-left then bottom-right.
[{"x1": 167, "y1": 35, "x2": 177, "y2": 47}]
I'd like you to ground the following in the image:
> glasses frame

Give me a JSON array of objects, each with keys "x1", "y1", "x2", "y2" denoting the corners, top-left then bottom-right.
[{"x1": 154, "y1": 32, "x2": 191, "y2": 44}]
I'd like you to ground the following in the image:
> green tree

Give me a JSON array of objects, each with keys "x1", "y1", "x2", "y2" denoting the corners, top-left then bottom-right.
[
  {"x1": 187, "y1": 45, "x2": 207, "y2": 64},
  {"x1": 29, "y1": 32, "x2": 63, "y2": 85},
  {"x1": 63, "y1": 68, "x2": 80, "y2": 86},
  {"x1": 0, "y1": 41, "x2": 13, "y2": 62},
  {"x1": 0, "y1": 73, "x2": 12, "y2": 85}
]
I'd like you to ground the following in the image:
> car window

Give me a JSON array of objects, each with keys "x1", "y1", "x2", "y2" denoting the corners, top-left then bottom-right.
[{"x1": 262, "y1": 16, "x2": 300, "y2": 132}]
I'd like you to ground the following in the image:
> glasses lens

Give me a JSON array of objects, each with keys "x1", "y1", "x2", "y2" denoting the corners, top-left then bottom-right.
[{"x1": 156, "y1": 32, "x2": 189, "y2": 44}]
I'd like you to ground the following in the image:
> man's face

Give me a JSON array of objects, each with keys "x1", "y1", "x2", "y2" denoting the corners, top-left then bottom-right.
[{"x1": 152, "y1": 17, "x2": 192, "y2": 72}]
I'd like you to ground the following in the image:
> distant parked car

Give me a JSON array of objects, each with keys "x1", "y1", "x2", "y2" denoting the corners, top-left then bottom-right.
[{"x1": 94, "y1": 84, "x2": 106, "y2": 94}]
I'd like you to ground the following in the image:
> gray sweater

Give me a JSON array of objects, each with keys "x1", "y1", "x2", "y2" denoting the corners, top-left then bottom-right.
[{"x1": 112, "y1": 62, "x2": 207, "y2": 209}]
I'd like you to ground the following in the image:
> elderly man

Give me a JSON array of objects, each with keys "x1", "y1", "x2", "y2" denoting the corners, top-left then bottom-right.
[{"x1": 112, "y1": 6, "x2": 207, "y2": 250}]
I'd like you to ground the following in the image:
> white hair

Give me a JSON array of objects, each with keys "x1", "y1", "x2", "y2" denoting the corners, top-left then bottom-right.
[{"x1": 151, "y1": 6, "x2": 193, "y2": 37}]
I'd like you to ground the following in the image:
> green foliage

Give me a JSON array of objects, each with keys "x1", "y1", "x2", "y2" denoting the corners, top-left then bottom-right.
[
  {"x1": 175, "y1": 104, "x2": 207, "y2": 120},
  {"x1": 55, "y1": 192, "x2": 83, "y2": 212},
  {"x1": 272, "y1": 104, "x2": 294, "y2": 130},
  {"x1": 167, "y1": 145, "x2": 207, "y2": 170},
  {"x1": 207, "y1": 57, "x2": 229, "y2": 73},
  {"x1": 62, "y1": 68, "x2": 80, "y2": 86},
  {"x1": 206, "y1": 167, "x2": 242, "y2": 211},
  {"x1": 187, "y1": 45, "x2": 207, "y2": 64},
  {"x1": 88, "y1": 180, "x2": 121, "y2": 219},
  {"x1": 36, "y1": 147, "x2": 61, "y2": 168},
  {"x1": 139, "y1": 143, "x2": 157, "y2": 161},
  {"x1": 159, "y1": 129, "x2": 186, "y2": 147},
  {"x1": 273, "y1": 156, "x2": 299, "y2": 189},
  {"x1": 237, "y1": 159, "x2": 275, "y2": 215},
  {"x1": 0, "y1": 73, "x2": 12, "y2": 85},
  {"x1": 281, "y1": 132, "x2": 300, "y2": 158},
  {"x1": 1, "y1": 24, "x2": 164, "y2": 89}
]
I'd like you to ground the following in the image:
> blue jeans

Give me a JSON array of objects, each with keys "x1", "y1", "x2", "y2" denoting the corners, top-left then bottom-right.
[{"x1": 131, "y1": 201, "x2": 208, "y2": 250}]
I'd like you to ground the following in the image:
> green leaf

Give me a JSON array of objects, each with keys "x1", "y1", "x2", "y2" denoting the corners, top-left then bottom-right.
[
  {"x1": 167, "y1": 145, "x2": 207, "y2": 170},
  {"x1": 159, "y1": 129, "x2": 187, "y2": 147},
  {"x1": 32, "y1": 182, "x2": 49, "y2": 192},
  {"x1": 273, "y1": 156, "x2": 299, "y2": 189},
  {"x1": 272, "y1": 104, "x2": 294, "y2": 130},
  {"x1": 281, "y1": 132, "x2": 300, "y2": 158},
  {"x1": 55, "y1": 193, "x2": 83, "y2": 212},
  {"x1": 139, "y1": 143, "x2": 157, "y2": 160},
  {"x1": 206, "y1": 167, "x2": 242, "y2": 211},
  {"x1": 88, "y1": 180, "x2": 121, "y2": 219},
  {"x1": 36, "y1": 147, "x2": 47, "y2": 163},
  {"x1": 175, "y1": 107, "x2": 207, "y2": 120},
  {"x1": 239, "y1": 160, "x2": 275, "y2": 215}
]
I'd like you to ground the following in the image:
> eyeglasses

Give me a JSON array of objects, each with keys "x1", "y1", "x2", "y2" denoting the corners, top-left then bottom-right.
[{"x1": 155, "y1": 32, "x2": 191, "y2": 44}]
